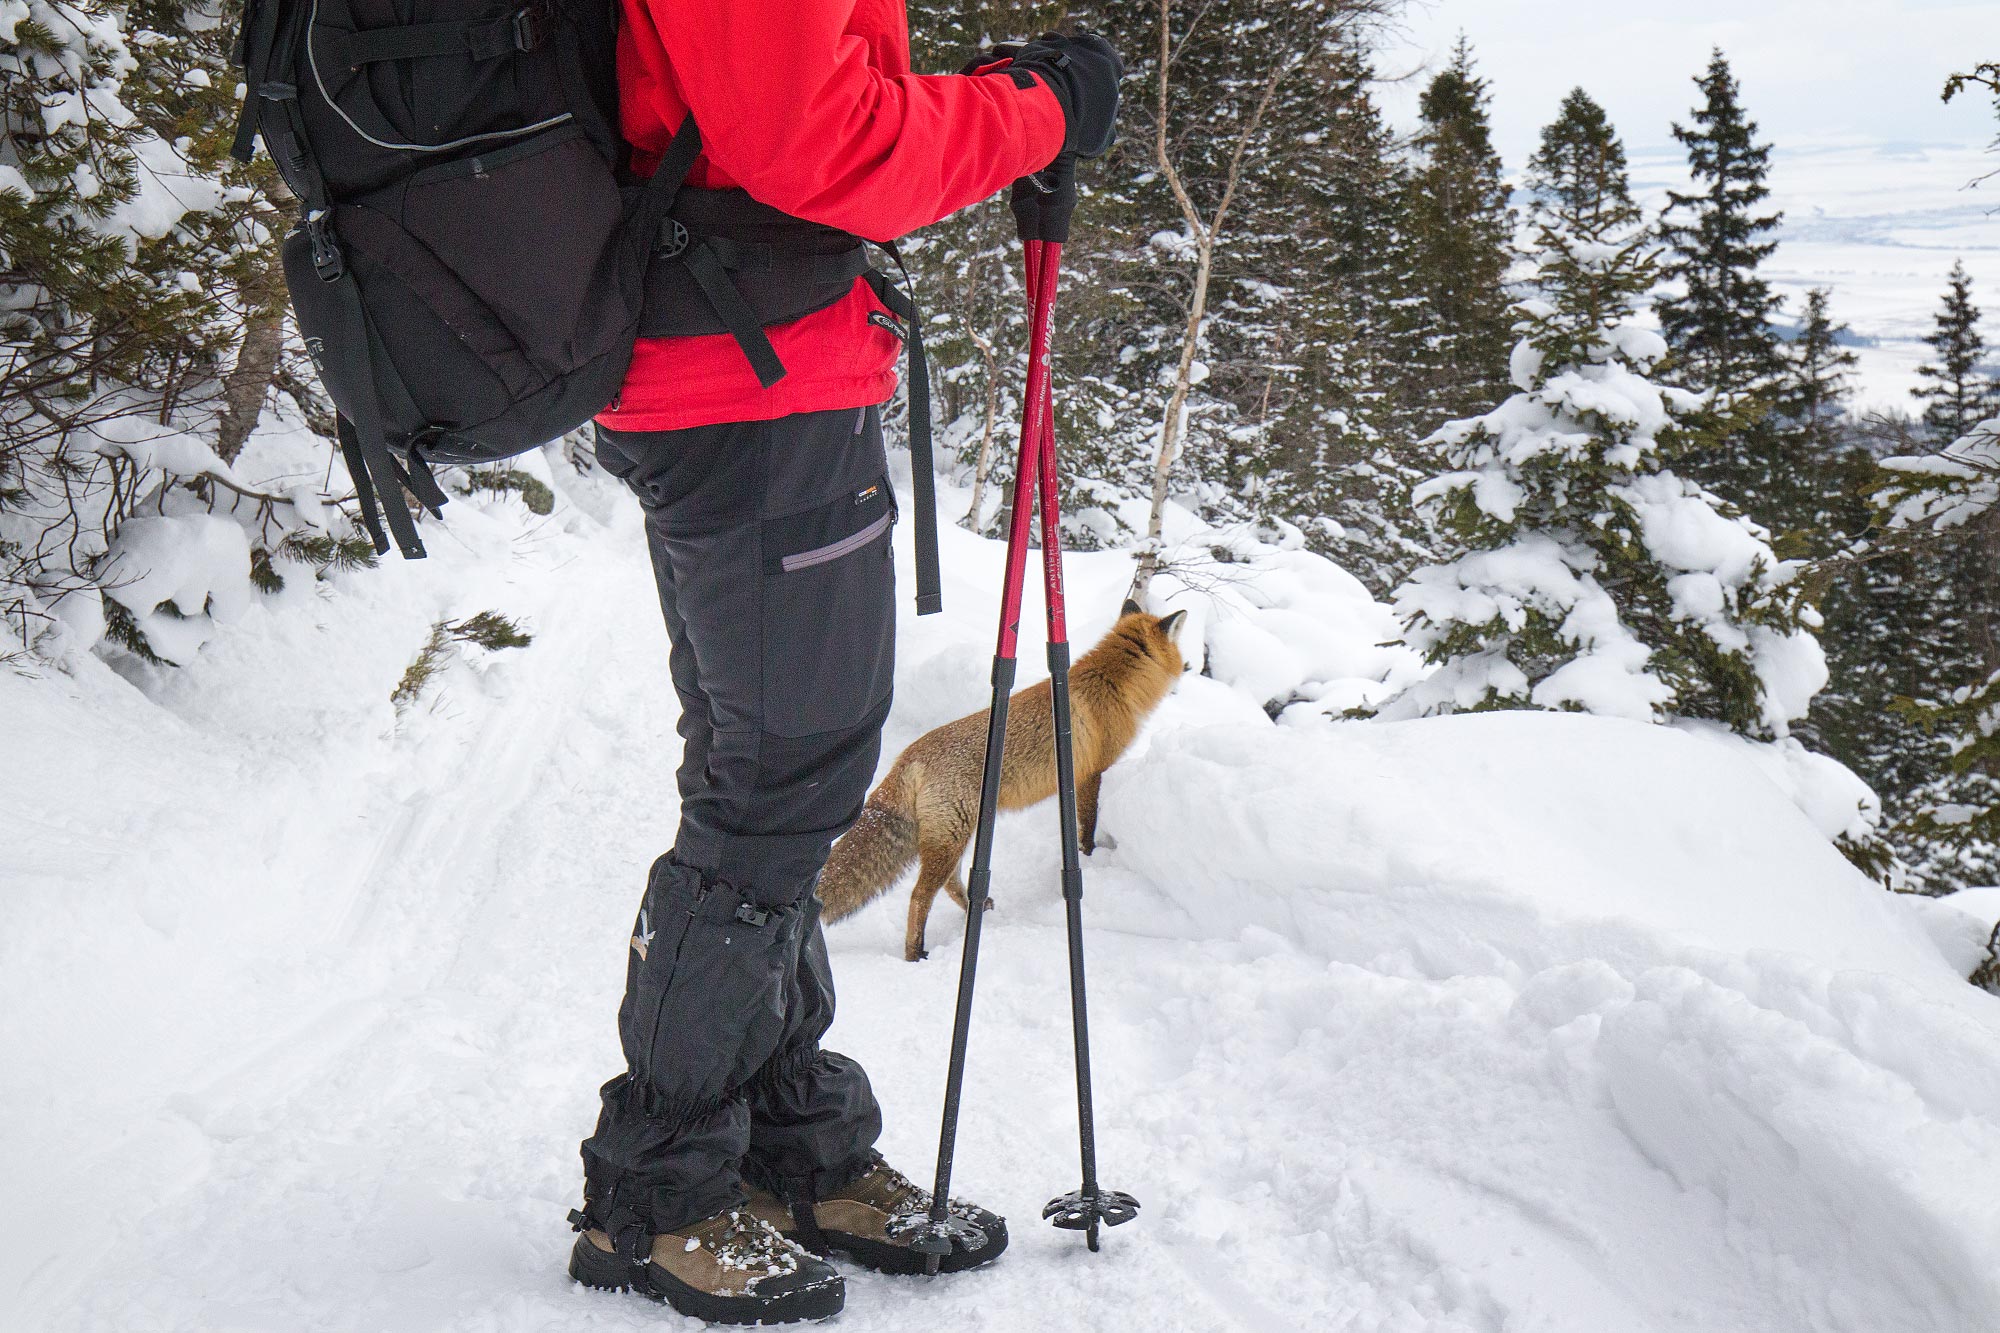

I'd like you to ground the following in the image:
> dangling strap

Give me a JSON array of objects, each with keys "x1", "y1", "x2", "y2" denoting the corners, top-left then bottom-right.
[
  {"x1": 866, "y1": 242, "x2": 942, "y2": 617},
  {"x1": 232, "y1": 5, "x2": 436, "y2": 560},
  {"x1": 681, "y1": 243, "x2": 788, "y2": 389},
  {"x1": 311, "y1": 212, "x2": 425, "y2": 559},
  {"x1": 228, "y1": 0, "x2": 283, "y2": 164},
  {"x1": 394, "y1": 455, "x2": 450, "y2": 517},
  {"x1": 335, "y1": 415, "x2": 386, "y2": 551}
]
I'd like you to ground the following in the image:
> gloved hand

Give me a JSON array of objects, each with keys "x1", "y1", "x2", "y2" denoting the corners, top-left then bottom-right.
[
  {"x1": 964, "y1": 31, "x2": 1122, "y2": 160},
  {"x1": 1010, "y1": 152, "x2": 1076, "y2": 242}
]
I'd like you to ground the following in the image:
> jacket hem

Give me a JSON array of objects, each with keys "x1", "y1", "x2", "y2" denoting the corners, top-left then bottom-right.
[{"x1": 597, "y1": 370, "x2": 899, "y2": 434}]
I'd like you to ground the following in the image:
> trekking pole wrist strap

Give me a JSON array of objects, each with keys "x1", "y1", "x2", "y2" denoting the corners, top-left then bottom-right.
[{"x1": 1010, "y1": 154, "x2": 1077, "y2": 243}]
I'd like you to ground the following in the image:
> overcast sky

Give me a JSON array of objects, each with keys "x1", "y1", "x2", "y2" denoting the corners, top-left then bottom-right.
[{"x1": 1378, "y1": 1, "x2": 2000, "y2": 165}]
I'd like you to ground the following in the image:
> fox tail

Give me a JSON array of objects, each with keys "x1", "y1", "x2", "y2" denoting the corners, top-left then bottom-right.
[{"x1": 817, "y1": 766, "x2": 923, "y2": 923}]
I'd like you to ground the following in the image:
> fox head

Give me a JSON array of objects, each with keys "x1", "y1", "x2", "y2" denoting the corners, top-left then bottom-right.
[{"x1": 1116, "y1": 599, "x2": 1190, "y2": 682}]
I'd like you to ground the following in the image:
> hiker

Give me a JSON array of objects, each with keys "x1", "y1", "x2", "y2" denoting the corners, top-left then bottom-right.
[{"x1": 564, "y1": 11, "x2": 1123, "y2": 1325}]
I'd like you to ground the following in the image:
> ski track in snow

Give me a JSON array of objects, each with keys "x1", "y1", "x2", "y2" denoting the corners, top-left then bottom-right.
[{"x1": 9, "y1": 461, "x2": 2000, "y2": 1332}]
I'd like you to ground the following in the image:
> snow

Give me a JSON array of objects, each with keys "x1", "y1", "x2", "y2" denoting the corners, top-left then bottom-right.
[
  {"x1": 94, "y1": 132, "x2": 228, "y2": 248},
  {"x1": 8, "y1": 455, "x2": 2000, "y2": 1332},
  {"x1": 98, "y1": 513, "x2": 252, "y2": 663},
  {"x1": 1880, "y1": 417, "x2": 2000, "y2": 533}
]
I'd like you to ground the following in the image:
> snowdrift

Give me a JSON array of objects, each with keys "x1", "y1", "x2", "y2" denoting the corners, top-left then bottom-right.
[{"x1": 5, "y1": 461, "x2": 2000, "y2": 1332}]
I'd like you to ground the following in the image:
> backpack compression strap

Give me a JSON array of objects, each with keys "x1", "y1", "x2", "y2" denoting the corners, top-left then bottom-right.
[{"x1": 319, "y1": 0, "x2": 554, "y2": 68}]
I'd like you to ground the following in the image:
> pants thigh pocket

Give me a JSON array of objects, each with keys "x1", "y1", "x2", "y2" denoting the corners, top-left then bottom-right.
[{"x1": 760, "y1": 477, "x2": 897, "y2": 738}]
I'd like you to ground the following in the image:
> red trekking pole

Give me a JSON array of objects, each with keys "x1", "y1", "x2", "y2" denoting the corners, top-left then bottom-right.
[{"x1": 899, "y1": 160, "x2": 1138, "y2": 1272}]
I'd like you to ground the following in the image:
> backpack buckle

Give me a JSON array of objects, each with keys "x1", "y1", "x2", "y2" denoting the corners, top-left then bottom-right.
[
  {"x1": 658, "y1": 218, "x2": 689, "y2": 260},
  {"x1": 305, "y1": 212, "x2": 344, "y2": 282},
  {"x1": 512, "y1": 1, "x2": 551, "y2": 52}
]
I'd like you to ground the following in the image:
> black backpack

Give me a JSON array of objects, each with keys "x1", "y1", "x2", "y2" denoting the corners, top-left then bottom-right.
[{"x1": 230, "y1": 0, "x2": 940, "y2": 612}]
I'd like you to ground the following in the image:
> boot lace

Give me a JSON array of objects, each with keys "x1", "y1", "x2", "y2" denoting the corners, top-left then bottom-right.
[
  {"x1": 868, "y1": 1157, "x2": 982, "y2": 1224},
  {"x1": 689, "y1": 1208, "x2": 808, "y2": 1280}
]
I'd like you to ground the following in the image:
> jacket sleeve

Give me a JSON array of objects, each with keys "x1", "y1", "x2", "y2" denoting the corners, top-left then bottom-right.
[{"x1": 647, "y1": 1, "x2": 1066, "y2": 241}]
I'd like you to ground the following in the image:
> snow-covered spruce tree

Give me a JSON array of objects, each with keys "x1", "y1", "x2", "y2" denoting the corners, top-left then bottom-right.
[
  {"x1": 1399, "y1": 36, "x2": 1514, "y2": 429},
  {"x1": 1, "y1": 0, "x2": 338, "y2": 665},
  {"x1": 1222, "y1": 39, "x2": 1434, "y2": 594},
  {"x1": 1872, "y1": 418, "x2": 2000, "y2": 887},
  {"x1": 1381, "y1": 90, "x2": 1831, "y2": 745},
  {"x1": 1380, "y1": 93, "x2": 1891, "y2": 872},
  {"x1": 1913, "y1": 261, "x2": 2000, "y2": 443}
]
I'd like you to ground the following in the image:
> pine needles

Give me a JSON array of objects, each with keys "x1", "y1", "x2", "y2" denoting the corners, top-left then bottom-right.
[{"x1": 392, "y1": 612, "x2": 534, "y2": 711}]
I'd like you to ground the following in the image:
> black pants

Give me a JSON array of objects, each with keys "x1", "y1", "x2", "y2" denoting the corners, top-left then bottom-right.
[{"x1": 579, "y1": 406, "x2": 894, "y2": 1249}]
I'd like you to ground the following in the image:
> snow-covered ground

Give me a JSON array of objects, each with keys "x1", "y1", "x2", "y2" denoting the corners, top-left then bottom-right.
[
  {"x1": 1631, "y1": 139, "x2": 2000, "y2": 413},
  {"x1": 9, "y1": 440, "x2": 2000, "y2": 1332}
]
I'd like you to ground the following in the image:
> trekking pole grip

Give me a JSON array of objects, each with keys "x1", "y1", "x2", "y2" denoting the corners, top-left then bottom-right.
[{"x1": 1010, "y1": 153, "x2": 1078, "y2": 244}]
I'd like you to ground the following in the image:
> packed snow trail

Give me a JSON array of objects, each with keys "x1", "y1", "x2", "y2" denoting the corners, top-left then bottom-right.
[{"x1": 9, "y1": 446, "x2": 2000, "y2": 1332}]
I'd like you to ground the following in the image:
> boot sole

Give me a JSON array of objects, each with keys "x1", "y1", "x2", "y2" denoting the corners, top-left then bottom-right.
[{"x1": 569, "y1": 1234, "x2": 844, "y2": 1325}]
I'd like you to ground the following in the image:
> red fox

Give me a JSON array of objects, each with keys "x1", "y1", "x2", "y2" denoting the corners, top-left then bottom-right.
[{"x1": 819, "y1": 605, "x2": 1188, "y2": 960}]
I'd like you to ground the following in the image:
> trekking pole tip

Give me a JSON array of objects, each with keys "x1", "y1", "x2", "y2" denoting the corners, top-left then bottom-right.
[{"x1": 885, "y1": 1209, "x2": 984, "y2": 1273}]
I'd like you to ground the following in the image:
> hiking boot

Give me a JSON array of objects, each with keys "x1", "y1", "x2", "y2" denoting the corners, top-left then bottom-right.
[
  {"x1": 568, "y1": 1206, "x2": 844, "y2": 1325},
  {"x1": 750, "y1": 1154, "x2": 1008, "y2": 1276}
]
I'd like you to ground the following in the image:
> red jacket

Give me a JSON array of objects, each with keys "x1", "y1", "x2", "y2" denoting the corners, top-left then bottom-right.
[{"x1": 597, "y1": 0, "x2": 1066, "y2": 433}]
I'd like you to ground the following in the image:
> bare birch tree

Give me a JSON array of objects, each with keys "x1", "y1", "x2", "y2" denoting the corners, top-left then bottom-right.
[{"x1": 1127, "y1": 0, "x2": 1396, "y2": 601}]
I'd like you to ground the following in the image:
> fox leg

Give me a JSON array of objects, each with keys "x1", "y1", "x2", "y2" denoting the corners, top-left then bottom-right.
[
  {"x1": 1078, "y1": 770, "x2": 1103, "y2": 855},
  {"x1": 905, "y1": 843, "x2": 962, "y2": 962}
]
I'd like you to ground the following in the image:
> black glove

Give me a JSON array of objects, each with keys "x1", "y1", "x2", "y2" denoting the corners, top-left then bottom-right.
[
  {"x1": 1010, "y1": 153, "x2": 1076, "y2": 242},
  {"x1": 966, "y1": 31, "x2": 1122, "y2": 160}
]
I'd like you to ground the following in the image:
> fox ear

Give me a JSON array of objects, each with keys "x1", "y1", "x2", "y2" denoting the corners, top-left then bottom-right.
[
  {"x1": 1157, "y1": 609, "x2": 1188, "y2": 642},
  {"x1": 1121, "y1": 597, "x2": 1143, "y2": 618}
]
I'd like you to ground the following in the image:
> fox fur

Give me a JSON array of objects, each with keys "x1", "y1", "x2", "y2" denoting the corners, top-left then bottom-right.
[{"x1": 818, "y1": 605, "x2": 1188, "y2": 960}]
